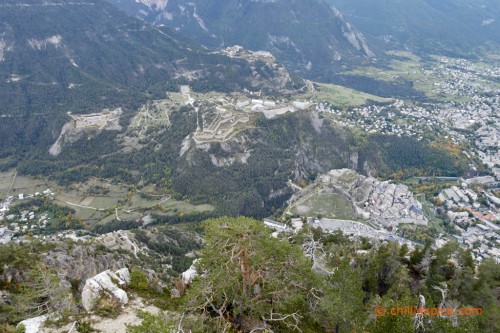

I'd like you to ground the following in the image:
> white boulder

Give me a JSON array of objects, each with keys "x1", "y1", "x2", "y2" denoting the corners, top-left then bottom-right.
[
  {"x1": 81, "y1": 268, "x2": 129, "y2": 312},
  {"x1": 17, "y1": 315, "x2": 48, "y2": 333},
  {"x1": 181, "y1": 259, "x2": 199, "y2": 286}
]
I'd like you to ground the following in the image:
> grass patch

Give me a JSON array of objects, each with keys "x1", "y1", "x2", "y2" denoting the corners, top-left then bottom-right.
[
  {"x1": 0, "y1": 170, "x2": 49, "y2": 199},
  {"x1": 289, "y1": 191, "x2": 358, "y2": 220},
  {"x1": 296, "y1": 82, "x2": 391, "y2": 109}
]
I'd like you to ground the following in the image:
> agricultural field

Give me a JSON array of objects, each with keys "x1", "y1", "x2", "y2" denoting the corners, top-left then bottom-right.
[
  {"x1": 0, "y1": 170, "x2": 49, "y2": 199},
  {"x1": 343, "y1": 57, "x2": 444, "y2": 100},
  {"x1": 0, "y1": 170, "x2": 214, "y2": 226},
  {"x1": 53, "y1": 180, "x2": 214, "y2": 225}
]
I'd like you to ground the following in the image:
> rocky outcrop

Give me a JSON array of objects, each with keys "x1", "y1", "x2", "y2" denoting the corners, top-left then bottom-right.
[
  {"x1": 49, "y1": 108, "x2": 123, "y2": 156},
  {"x1": 41, "y1": 245, "x2": 127, "y2": 292},
  {"x1": 96, "y1": 231, "x2": 142, "y2": 259},
  {"x1": 115, "y1": 267, "x2": 131, "y2": 284},
  {"x1": 81, "y1": 268, "x2": 130, "y2": 312},
  {"x1": 17, "y1": 315, "x2": 49, "y2": 333},
  {"x1": 0, "y1": 267, "x2": 25, "y2": 288},
  {"x1": 171, "y1": 259, "x2": 198, "y2": 297}
]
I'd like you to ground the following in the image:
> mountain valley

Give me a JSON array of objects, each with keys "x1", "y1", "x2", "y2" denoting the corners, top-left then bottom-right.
[{"x1": 0, "y1": 1, "x2": 499, "y2": 332}]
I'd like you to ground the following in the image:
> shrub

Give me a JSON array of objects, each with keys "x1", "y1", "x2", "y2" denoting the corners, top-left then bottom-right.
[{"x1": 129, "y1": 269, "x2": 149, "y2": 292}]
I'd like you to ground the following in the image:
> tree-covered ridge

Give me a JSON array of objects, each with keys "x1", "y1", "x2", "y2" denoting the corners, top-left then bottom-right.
[
  {"x1": 10, "y1": 105, "x2": 474, "y2": 219},
  {"x1": 11, "y1": 106, "x2": 473, "y2": 219},
  {"x1": 1, "y1": 217, "x2": 498, "y2": 332}
]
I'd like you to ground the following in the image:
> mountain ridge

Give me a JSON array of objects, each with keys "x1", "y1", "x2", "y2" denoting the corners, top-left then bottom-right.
[{"x1": 107, "y1": 0, "x2": 378, "y2": 81}]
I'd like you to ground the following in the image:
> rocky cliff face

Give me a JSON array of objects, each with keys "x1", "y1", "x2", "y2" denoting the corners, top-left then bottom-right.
[
  {"x1": 328, "y1": 0, "x2": 500, "y2": 56},
  {"x1": 41, "y1": 245, "x2": 128, "y2": 291}
]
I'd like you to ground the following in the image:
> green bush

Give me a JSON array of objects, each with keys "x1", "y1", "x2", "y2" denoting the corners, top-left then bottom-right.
[
  {"x1": 94, "y1": 298, "x2": 122, "y2": 318},
  {"x1": 76, "y1": 321, "x2": 100, "y2": 333},
  {"x1": 126, "y1": 311, "x2": 175, "y2": 333},
  {"x1": 14, "y1": 324, "x2": 26, "y2": 333},
  {"x1": 129, "y1": 269, "x2": 149, "y2": 291}
]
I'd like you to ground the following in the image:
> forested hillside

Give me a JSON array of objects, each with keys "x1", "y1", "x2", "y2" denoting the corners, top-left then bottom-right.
[
  {"x1": 107, "y1": 0, "x2": 378, "y2": 81},
  {"x1": 15, "y1": 108, "x2": 473, "y2": 218}
]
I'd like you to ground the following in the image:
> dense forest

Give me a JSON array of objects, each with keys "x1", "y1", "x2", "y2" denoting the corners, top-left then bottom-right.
[{"x1": 357, "y1": 135, "x2": 473, "y2": 180}]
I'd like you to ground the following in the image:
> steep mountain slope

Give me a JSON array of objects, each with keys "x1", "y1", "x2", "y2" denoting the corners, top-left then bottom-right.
[
  {"x1": 107, "y1": 0, "x2": 377, "y2": 81},
  {"x1": 19, "y1": 91, "x2": 471, "y2": 218},
  {"x1": 328, "y1": 0, "x2": 500, "y2": 56},
  {"x1": 0, "y1": 0, "x2": 295, "y2": 163}
]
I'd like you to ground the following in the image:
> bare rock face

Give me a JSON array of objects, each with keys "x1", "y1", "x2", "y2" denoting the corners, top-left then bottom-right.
[
  {"x1": 0, "y1": 267, "x2": 25, "y2": 288},
  {"x1": 81, "y1": 268, "x2": 130, "y2": 312},
  {"x1": 17, "y1": 315, "x2": 49, "y2": 333},
  {"x1": 41, "y1": 245, "x2": 127, "y2": 291},
  {"x1": 115, "y1": 267, "x2": 131, "y2": 284}
]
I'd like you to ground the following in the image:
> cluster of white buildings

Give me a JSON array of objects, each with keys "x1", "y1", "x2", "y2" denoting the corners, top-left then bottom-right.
[
  {"x1": 436, "y1": 179, "x2": 500, "y2": 262},
  {"x1": 0, "y1": 189, "x2": 55, "y2": 244},
  {"x1": 235, "y1": 97, "x2": 309, "y2": 119},
  {"x1": 450, "y1": 224, "x2": 500, "y2": 263},
  {"x1": 0, "y1": 195, "x2": 14, "y2": 223}
]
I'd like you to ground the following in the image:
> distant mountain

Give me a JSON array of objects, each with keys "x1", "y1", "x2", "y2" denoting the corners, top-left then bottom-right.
[
  {"x1": 328, "y1": 0, "x2": 500, "y2": 56},
  {"x1": 0, "y1": 0, "x2": 296, "y2": 161},
  {"x1": 107, "y1": 0, "x2": 377, "y2": 81}
]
